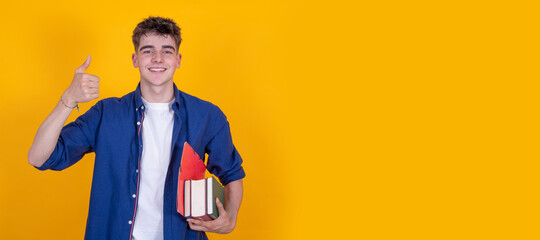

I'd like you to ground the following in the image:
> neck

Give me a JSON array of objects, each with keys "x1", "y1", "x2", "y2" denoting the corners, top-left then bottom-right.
[{"x1": 140, "y1": 82, "x2": 175, "y2": 103}]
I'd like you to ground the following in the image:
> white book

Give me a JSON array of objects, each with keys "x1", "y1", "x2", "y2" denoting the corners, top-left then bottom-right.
[{"x1": 191, "y1": 179, "x2": 206, "y2": 218}]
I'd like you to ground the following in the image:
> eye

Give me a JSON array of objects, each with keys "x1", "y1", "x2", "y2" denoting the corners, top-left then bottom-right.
[
  {"x1": 164, "y1": 50, "x2": 173, "y2": 54},
  {"x1": 143, "y1": 50, "x2": 152, "y2": 54}
]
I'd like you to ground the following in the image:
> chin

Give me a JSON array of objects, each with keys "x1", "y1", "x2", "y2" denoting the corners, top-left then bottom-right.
[{"x1": 143, "y1": 78, "x2": 172, "y2": 87}]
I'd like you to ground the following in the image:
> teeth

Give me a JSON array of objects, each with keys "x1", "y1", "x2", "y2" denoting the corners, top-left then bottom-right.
[{"x1": 149, "y1": 68, "x2": 166, "y2": 72}]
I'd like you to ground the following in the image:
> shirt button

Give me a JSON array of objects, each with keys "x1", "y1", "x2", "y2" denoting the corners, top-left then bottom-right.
[
  {"x1": 128, "y1": 220, "x2": 132, "y2": 225},
  {"x1": 141, "y1": 106, "x2": 144, "y2": 109},
  {"x1": 137, "y1": 121, "x2": 140, "y2": 125},
  {"x1": 132, "y1": 194, "x2": 136, "y2": 198},
  {"x1": 136, "y1": 169, "x2": 139, "y2": 173}
]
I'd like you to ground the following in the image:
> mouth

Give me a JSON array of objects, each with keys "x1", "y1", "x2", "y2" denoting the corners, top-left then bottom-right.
[{"x1": 148, "y1": 67, "x2": 167, "y2": 72}]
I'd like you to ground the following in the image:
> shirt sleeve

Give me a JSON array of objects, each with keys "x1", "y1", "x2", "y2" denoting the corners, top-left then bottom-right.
[
  {"x1": 35, "y1": 101, "x2": 103, "y2": 171},
  {"x1": 205, "y1": 111, "x2": 246, "y2": 186}
]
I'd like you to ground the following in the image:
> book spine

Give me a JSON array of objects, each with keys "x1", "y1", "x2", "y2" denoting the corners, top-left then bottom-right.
[
  {"x1": 211, "y1": 176, "x2": 224, "y2": 219},
  {"x1": 185, "y1": 179, "x2": 191, "y2": 218},
  {"x1": 205, "y1": 177, "x2": 208, "y2": 219},
  {"x1": 208, "y1": 177, "x2": 218, "y2": 219},
  {"x1": 207, "y1": 177, "x2": 211, "y2": 218}
]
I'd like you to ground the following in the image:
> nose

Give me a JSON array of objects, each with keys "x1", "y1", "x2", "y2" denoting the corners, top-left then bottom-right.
[{"x1": 152, "y1": 52, "x2": 163, "y2": 63}]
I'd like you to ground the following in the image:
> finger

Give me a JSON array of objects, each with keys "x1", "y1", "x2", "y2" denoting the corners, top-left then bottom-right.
[
  {"x1": 81, "y1": 80, "x2": 99, "y2": 88},
  {"x1": 188, "y1": 221, "x2": 208, "y2": 232},
  {"x1": 85, "y1": 74, "x2": 100, "y2": 82},
  {"x1": 88, "y1": 94, "x2": 99, "y2": 100},
  {"x1": 216, "y1": 198, "x2": 227, "y2": 216},
  {"x1": 85, "y1": 88, "x2": 99, "y2": 94},
  {"x1": 187, "y1": 218, "x2": 202, "y2": 225},
  {"x1": 86, "y1": 82, "x2": 100, "y2": 88},
  {"x1": 188, "y1": 218, "x2": 212, "y2": 227},
  {"x1": 75, "y1": 55, "x2": 91, "y2": 74},
  {"x1": 193, "y1": 220, "x2": 211, "y2": 231}
]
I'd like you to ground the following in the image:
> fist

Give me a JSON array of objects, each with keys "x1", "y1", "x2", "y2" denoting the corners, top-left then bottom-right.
[{"x1": 62, "y1": 55, "x2": 100, "y2": 106}]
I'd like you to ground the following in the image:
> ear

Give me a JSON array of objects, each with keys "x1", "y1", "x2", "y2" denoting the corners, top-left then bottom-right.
[
  {"x1": 176, "y1": 53, "x2": 182, "y2": 68},
  {"x1": 132, "y1": 53, "x2": 138, "y2": 68}
]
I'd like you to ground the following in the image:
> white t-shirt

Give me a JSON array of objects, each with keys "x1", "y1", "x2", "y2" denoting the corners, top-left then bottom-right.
[{"x1": 132, "y1": 98, "x2": 175, "y2": 240}]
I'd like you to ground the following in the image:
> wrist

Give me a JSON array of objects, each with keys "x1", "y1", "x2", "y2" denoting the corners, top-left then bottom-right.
[
  {"x1": 60, "y1": 95, "x2": 78, "y2": 110},
  {"x1": 61, "y1": 92, "x2": 77, "y2": 107}
]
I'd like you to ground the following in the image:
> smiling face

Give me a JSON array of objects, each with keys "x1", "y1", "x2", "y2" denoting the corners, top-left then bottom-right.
[{"x1": 132, "y1": 33, "x2": 182, "y2": 88}]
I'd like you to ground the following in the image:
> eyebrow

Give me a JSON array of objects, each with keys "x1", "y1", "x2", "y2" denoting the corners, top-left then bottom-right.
[
  {"x1": 163, "y1": 45, "x2": 176, "y2": 51},
  {"x1": 139, "y1": 45, "x2": 176, "y2": 52},
  {"x1": 139, "y1": 45, "x2": 154, "y2": 51}
]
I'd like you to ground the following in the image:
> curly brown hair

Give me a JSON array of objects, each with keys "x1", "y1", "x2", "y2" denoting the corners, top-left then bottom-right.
[{"x1": 132, "y1": 16, "x2": 182, "y2": 53}]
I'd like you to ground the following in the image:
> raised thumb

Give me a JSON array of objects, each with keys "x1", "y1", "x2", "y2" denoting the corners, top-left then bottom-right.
[{"x1": 75, "y1": 55, "x2": 91, "y2": 73}]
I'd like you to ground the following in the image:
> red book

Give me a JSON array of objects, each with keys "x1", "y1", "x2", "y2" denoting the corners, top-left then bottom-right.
[{"x1": 177, "y1": 142, "x2": 206, "y2": 216}]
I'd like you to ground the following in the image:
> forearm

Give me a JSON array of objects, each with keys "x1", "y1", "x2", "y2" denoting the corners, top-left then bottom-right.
[
  {"x1": 28, "y1": 56, "x2": 99, "y2": 168},
  {"x1": 28, "y1": 99, "x2": 74, "y2": 167},
  {"x1": 224, "y1": 179, "x2": 243, "y2": 221}
]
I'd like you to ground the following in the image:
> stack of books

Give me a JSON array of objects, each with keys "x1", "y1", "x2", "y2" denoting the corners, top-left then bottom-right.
[{"x1": 177, "y1": 142, "x2": 225, "y2": 220}]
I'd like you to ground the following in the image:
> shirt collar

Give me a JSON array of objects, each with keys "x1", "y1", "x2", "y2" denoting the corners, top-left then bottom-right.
[{"x1": 134, "y1": 82, "x2": 182, "y2": 114}]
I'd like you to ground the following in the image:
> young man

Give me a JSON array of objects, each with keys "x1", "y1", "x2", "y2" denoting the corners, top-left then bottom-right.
[{"x1": 28, "y1": 17, "x2": 245, "y2": 240}]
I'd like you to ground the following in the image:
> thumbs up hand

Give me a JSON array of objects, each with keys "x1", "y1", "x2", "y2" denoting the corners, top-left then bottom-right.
[{"x1": 62, "y1": 55, "x2": 100, "y2": 107}]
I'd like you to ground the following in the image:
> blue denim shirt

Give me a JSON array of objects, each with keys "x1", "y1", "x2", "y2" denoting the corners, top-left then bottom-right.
[{"x1": 36, "y1": 83, "x2": 245, "y2": 240}]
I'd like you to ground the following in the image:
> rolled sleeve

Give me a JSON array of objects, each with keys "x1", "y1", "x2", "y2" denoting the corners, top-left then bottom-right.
[
  {"x1": 36, "y1": 102, "x2": 102, "y2": 171},
  {"x1": 205, "y1": 120, "x2": 246, "y2": 186}
]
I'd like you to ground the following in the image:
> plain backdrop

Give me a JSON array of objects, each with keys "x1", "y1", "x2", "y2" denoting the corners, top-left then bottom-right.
[{"x1": 0, "y1": 0, "x2": 539, "y2": 239}]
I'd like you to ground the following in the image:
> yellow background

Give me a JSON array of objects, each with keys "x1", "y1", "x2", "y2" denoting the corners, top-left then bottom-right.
[{"x1": 1, "y1": 0, "x2": 539, "y2": 239}]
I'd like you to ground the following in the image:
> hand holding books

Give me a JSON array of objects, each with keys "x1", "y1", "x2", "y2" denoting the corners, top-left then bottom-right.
[
  {"x1": 187, "y1": 179, "x2": 243, "y2": 234},
  {"x1": 178, "y1": 142, "x2": 243, "y2": 234},
  {"x1": 186, "y1": 197, "x2": 236, "y2": 234}
]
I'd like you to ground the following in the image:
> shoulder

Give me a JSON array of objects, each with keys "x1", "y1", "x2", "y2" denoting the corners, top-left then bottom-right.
[
  {"x1": 180, "y1": 91, "x2": 228, "y2": 126},
  {"x1": 97, "y1": 91, "x2": 136, "y2": 109},
  {"x1": 80, "y1": 91, "x2": 136, "y2": 120},
  {"x1": 181, "y1": 91, "x2": 224, "y2": 116},
  {"x1": 103, "y1": 91, "x2": 135, "y2": 105}
]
